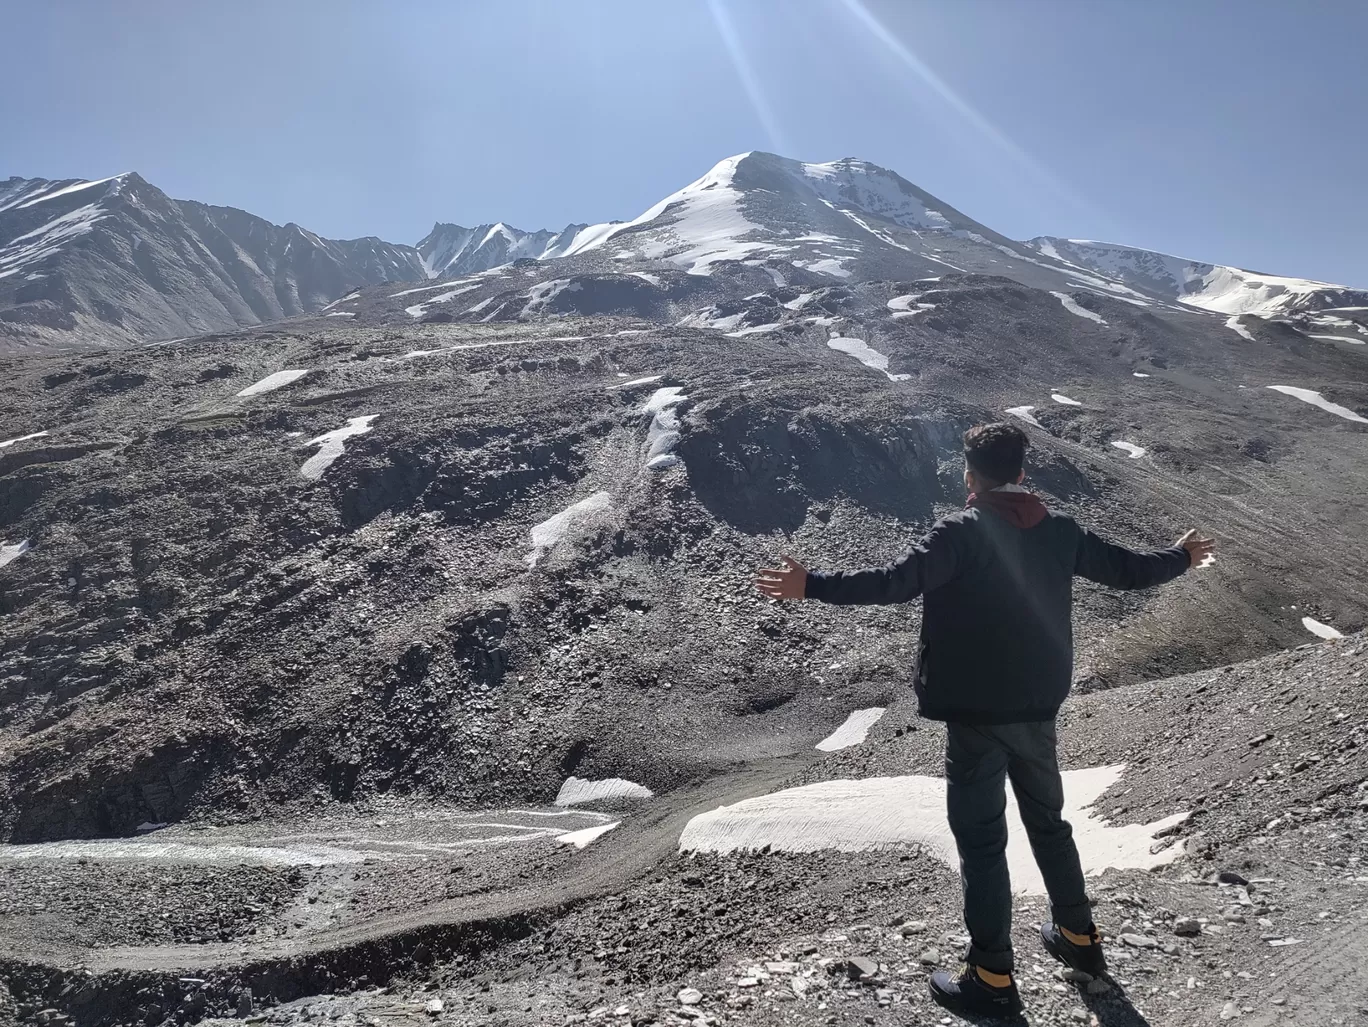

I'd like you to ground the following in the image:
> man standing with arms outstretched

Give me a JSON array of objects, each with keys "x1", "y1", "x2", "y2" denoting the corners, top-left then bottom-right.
[{"x1": 756, "y1": 423, "x2": 1214, "y2": 1018}]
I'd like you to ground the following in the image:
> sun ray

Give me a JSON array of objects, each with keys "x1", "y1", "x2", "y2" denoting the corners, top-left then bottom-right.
[
  {"x1": 706, "y1": 0, "x2": 791, "y2": 156},
  {"x1": 835, "y1": 0, "x2": 1105, "y2": 223}
]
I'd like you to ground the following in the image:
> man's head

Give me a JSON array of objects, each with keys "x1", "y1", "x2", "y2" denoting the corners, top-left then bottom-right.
[{"x1": 963, "y1": 422, "x2": 1029, "y2": 493}]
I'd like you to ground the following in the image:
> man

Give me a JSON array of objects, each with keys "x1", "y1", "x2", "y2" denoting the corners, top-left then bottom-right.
[{"x1": 755, "y1": 422, "x2": 1214, "y2": 1018}]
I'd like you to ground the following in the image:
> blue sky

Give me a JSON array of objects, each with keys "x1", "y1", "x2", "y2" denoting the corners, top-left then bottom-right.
[{"x1": 6, "y1": 0, "x2": 1366, "y2": 286}]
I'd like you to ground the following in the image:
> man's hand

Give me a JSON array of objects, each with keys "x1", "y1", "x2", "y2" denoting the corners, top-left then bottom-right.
[
  {"x1": 1176, "y1": 529, "x2": 1216, "y2": 568},
  {"x1": 756, "y1": 555, "x2": 808, "y2": 600}
]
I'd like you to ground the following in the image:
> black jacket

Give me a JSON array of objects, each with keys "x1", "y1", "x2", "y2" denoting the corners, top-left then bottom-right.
[{"x1": 805, "y1": 507, "x2": 1191, "y2": 724}]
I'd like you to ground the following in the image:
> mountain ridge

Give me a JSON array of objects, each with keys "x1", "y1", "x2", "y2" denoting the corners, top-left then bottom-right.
[{"x1": 3, "y1": 154, "x2": 1366, "y2": 351}]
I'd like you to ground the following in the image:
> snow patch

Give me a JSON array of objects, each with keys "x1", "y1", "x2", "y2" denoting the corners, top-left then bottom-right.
[
  {"x1": 322, "y1": 291, "x2": 360, "y2": 310},
  {"x1": 325, "y1": 311, "x2": 355, "y2": 318},
  {"x1": 608, "y1": 375, "x2": 664, "y2": 390},
  {"x1": 1051, "y1": 393, "x2": 1082, "y2": 406},
  {"x1": 523, "y1": 278, "x2": 584, "y2": 315},
  {"x1": 237, "y1": 369, "x2": 308, "y2": 397},
  {"x1": 405, "y1": 282, "x2": 482, "y2": 318},
  {"x1": 1133, "y1": 372, "x2": 1151, "y2": 378},
  {"x1": 827, "y1": 336, "x2": 910, "y2": 381},
  {"x1": 1302, "y1": 616, "x2": 1344, "y2": 640},
  {"x1": 1111, "y1": 441, "x2": 1146, "y2": 458},
  {"x1": 0, "y1": 430, "x2": 49, "y2": 449},
  {"x1": 726, "y1": 322, "x2": 782, "y2": 338},
  {"x1": 795, "y1": 257, "x2": 853, "y2": 278},
  {"x1": 643, "y1": 387, "x2": 688, "y2": 470},
  {"x1": 300, "y1": 415, "x2": 378, "y2": 479},
  {"x1": 527, "y1": 491, "x2": 613, "y2": 567},
  {"x1": 1266, "y1": 386, "x2": 1368, "y2": 424},
  {"x1": 1051, "y1": 291, "x2": 1107, "y2": 324},
  {"x1": 630, "y1": 272, "x2": 663, "y2": 288},
  {"x1": 1225, "y1": 316, "x2": 1256, "y2": 342},
  {"x1": 556, "y1": 777, "x2": 653, "y2": 805},
  {"x1": 556, "y1": 822, "x2": 620, "y2": 849},
  {"x1": 1307, "y1": 334, "x2": 1366, "y2": 346},
  {"x1": 679, "y1": 765, "x2": 1187, "y2": 895},
  {"x1": 1005, "y1": 406, "x2": 1040, "y2": 426},
  {"x1": 815, "y1": 709, "x2": 886, "y2": 752},
  {"x1": 0, "y1": 539, "x2": 32, "y2": 568}
]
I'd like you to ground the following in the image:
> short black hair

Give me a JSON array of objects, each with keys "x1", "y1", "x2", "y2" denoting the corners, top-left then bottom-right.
[{"x1": 963, "y1": 422, "x2": 1029, "y2": 487}]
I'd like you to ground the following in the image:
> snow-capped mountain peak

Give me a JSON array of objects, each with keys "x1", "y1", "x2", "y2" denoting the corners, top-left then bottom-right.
[
  {"x1": 1026, "y1": 237, "x2": 1368, "y2": 317},
  {"x1": 418, "y1": 220, "x2": 591, "y2": 279}
]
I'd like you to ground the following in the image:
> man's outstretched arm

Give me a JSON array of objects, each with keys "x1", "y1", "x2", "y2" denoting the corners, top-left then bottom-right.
[
  {"x1": 1075, "y1": 525, "x2": 1215, "y2": 590},
  {"x1": 755, "y1": 523, "x2": 962, "y2": 605}
]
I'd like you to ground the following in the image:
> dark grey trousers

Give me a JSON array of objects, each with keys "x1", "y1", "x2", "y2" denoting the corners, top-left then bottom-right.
[{"x1": 945, "y1": 720, "x2": 1093, "y2": 974}]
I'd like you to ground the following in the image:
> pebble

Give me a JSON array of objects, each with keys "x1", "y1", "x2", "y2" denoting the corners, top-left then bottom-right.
[
  {"x1": 899, "y1": 920, "x2": 928, "y2": 935},
  {"x1": 846, "y1": 956, "x2": 878, "y2": 980},
  {"x1": 677, "y1": 988, "x2": 703, "y2": 1006},
  {"x1": 424, "y1": 998, "x2": 444, "y2": 1015},
  {"x1": 1061, "y1": 968, "x2": 1093, "y2": 983},
  {"x1": 1173, "y1": 917, "x2": 1201, "y2": 936},
  {"x1": 1119, "y1": 933, "x2": 1158, "y2": 949},
  {"x1": 1220, "y1": 1000, "x2": 1241, "y2": 1020},
  {"x1": 918, "y1": 949, "x2": 941, "y2": 966},
  {"x1": 1070, "y1": 1007, "x2": 1088, "y2": 1022}
]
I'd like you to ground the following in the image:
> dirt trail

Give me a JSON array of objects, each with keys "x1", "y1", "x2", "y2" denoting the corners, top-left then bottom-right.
[{"x1": 0, "y1": 756, "x2": 811, "y2": 977}]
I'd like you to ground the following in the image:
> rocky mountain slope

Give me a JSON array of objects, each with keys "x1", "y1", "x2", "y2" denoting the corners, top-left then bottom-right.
[
  {"x1": 0, "y1": 174, "x2": 433, "y2": 351},
  {"x1": 1028, "y1": 236, "x2": 1368, "y2": 320},
  {"x1": 1, "y1": 152, "x2": 1366, "y2": 1026}
]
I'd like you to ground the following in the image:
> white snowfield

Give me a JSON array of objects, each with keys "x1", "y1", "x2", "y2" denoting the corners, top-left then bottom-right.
[
  {"x1": 1133, "y1": 372, "x2": 1151, "y2": 378},
  {"x1": 1112, "y1": 441, "x2": 1147, "y2": 459},
  {"x1": 1266, "y1": 386, "x2": 1368, "y2": 424},
  {"x1": 607, "y1": 375, "x2": 664, "y2": 390},
  {"x1": 1005, "y1": 406, "x2": 1041, "y2": 427},
  {"x1": 562, "y1": 153, "x2": 769, "y2": 275},
  {"x1": 643, "y1": 386, "x2": 689, "y2": 469},
  {"x1": 526, "y1": 491, "x2": 613, "y2": 567},
  {"x1": 555, "y1": 777, "x2": 654, "y2": 805},
  {"x1": 1031, "y1": 238, "x2": 1357, "y2": 318},
  {"x1": 299, "y1": 415, "x2": 378, "y2": 480},
  {"x1": 815, "y1": 709, "x2": 886, "y2": 752},
  {"x1": 236, "y1": 369, "x2": 308, "y2": 397},
  {"x1": 1308, "y1": 334, "x2": 1366, "y2": 346},
  {"x1": 679, "y1": 765, "x2": 1187, "y2": 896},
  {"x1": 1302, "y1": 616, "x2": 1344, "y2": 640},
  {"x1": 1051, "y1": 393, "x2": 1082, "y2": 406},
  {"x1": 1225, "y1": 315, "x2": 1256, "y2": 342},
  {"x1": 0, "y1": 539, "x2": 32, "y2": 568},
  {"x1": 0, "y1": 430, "x2": 49, "y2": 448},
  {"x1": 1050, "y1": 291, "x2": 1107, "y2": 324},
  {"x1": 325, "y1": 311, "x2": 355, "y2": 318},
  {"x1": 827, "y1": 335, "x2": 910, "y2": 381}
]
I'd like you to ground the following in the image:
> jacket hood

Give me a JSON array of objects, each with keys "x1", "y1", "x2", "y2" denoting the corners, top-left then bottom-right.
[{"x1": 966, "y1": 484, "x2": 1048, "y2": 529}]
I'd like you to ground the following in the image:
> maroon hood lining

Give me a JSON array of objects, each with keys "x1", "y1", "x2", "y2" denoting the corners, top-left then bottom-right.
[{"x1": 966, "y1": 489, "x2": 1048, "y2": 529}]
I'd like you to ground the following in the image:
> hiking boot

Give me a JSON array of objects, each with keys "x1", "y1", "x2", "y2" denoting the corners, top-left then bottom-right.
[
  {"x1": 928, "y1": 963, "x2": 1024, "y2": 1018},
  {"x1": 1039, "y1": 921, "x2": 1108, "y2": 978}
]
